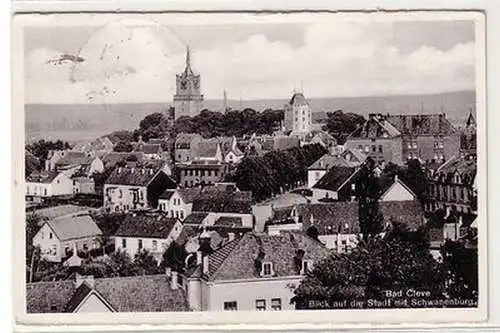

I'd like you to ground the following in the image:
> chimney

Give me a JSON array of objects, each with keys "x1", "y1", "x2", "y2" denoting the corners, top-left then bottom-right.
[
  {"x1": 196, "y1": 250, "x2": 202, "y2": 265},
  {"x1": 203, "y1": 255, "x2": 209, "y2": 275},
  {"x1": 228, "y1": 232, "x2": 235, "y2": 241},
  {"x1": 170, "y1": 271, "x2": 178, "y2": 290},
  {"x1": 394, "y1": 174, "x2": 398, "y2": 183}
]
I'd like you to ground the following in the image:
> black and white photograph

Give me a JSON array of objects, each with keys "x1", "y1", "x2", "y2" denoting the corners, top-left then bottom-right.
[{"x1": 13, "y1": 11, "x2": 486, "y2": 324}]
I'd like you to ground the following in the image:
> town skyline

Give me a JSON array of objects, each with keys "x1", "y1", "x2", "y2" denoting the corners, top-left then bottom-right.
[{"x1": 24, "y1": 17, "x2": 475, "y2": 104}]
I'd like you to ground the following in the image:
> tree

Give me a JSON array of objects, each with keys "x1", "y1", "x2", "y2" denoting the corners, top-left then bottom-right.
[
  {"x1": 133, "y1": 249, "x2": 160, "y2": 275},
  {"x1": 109, "y1": 250, "x2": 136, "y2": 276},
  {"x1": 322, "y1": 110, "x2": 365, "y2": 144},
  {"x1": 26, "y1": 139, "x2": 71, "y2": 161},
  {"x1": 26, "y1": 213, "x2": 41, "y2": 282},
  {"x1": 113, "y1": 140, "x2": 134, "y2": 152},
  {"x1": 441, "y1": 240, "x2": 478, "y2": 302},
  {"x1": 293, "y1": 224, "x2": 444, "y2": 309},
  {"x1": 160, "y1": 242, "x2": 188, "y2": 273},
  {"x1": 356, "y1": 157, "x2": 383, "y2": 239}
]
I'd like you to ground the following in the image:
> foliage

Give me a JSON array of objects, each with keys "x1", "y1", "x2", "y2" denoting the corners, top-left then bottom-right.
[
  {"x1": 160, "y1": 241, "x2": 188, "y2": 273},
  {"x1": 26, "y1": 139, "x2": 71, "y2": 161},
  {"x1": 133, "y1": 112, "x2": 171, "y2": 142},
  {"x1": 228, "y1": 143, "x2": 327, "y2": 202},
  {"x1": 441, "y1": 239, "x2": 478, "y2": 301},
  {"x1": 293, "y1": 224, "x2": 444, "y2": 308},
  {"x1": 93, "y1": 212, "x2": 127, "y2": 236},
  {"x1": 113, "y1": 140, "x2": 134, "y2": 152},
  {"x1": 26, "y1": 213, "x2": 42, "y2": 282},
  {"x1": 109, "y1": 250, "x2": 137, "y2": 277},
  {"x1": 321, "y1": 110, "x2": 365, "y2": 144},
  {"x1": 25, "y1": 153, "x2": 41, "y2": 176},
  {"x1": 355, "y1": 157, "x2": 383, "y2": 238},
  {"x1": 106, "y1": 130, "x2": 134, "y2": 144}
]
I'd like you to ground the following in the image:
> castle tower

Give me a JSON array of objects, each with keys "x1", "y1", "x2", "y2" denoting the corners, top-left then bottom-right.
[
  {"x1": 283, "y1": 91, "x2": 312, "y2": 136},
  {"x1": 173, "y1": 46, "x2": 204, "y2": 119}
]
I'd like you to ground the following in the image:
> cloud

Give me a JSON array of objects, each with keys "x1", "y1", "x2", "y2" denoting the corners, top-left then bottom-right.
[{"x1": 24, "y1": 21, "x2": 475, "y2": 104}]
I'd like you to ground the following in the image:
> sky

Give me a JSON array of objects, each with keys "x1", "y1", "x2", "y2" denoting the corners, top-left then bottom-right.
[{"x1": 23, "y1": 16, "x2": 476, "y2": 104}]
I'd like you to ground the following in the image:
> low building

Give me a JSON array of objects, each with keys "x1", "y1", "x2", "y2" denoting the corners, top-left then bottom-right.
[
  {"x1": 158, "y1": 187, "x2": 202, "y2": 220},
  {"x1": 114, "y1": 212, "x2": 183, "y2": 261},
  {"x1": 307, "y1": 149, "x2": 366, "y2": 188},
  {"x1": 175, "y1": 161, "x2": 229, "y2": 188},
  {"x1": 311, "y1": 166, "x2": 361, "y2": 202},
  {"x1": 26, "y1": 274, "x2": 189, "y2": 313},
  {"x1": 103, "y1": 166, "x2": 177, "y2": 213},
  {"x1": 49, "y1": 151, "x2": 104, "y2": 176},
  {"x1": 182, "y1": 231, "x2": 331, "y2": 311},
  {"x1": 219, "y1": 136, "x2": 245, "y2": 164},
  {"x1": 26, "y1": 170, "x2": 74, "y2": 199},
  {"x1": 174, "y1": 133, "x2": 203, "y2": 164},
  {"x1": 32, "y1": 214, "x2": 102, "y2": 262}
]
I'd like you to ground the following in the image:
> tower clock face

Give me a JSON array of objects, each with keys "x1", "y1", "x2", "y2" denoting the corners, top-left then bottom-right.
[{"x1": 181, "y1": 80, "x2": 187, "y2": 89}]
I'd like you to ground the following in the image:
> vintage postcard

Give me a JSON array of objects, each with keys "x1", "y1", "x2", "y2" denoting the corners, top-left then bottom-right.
[{"x1": 12, "y1": 10, "x2": 487, "y2": 328}]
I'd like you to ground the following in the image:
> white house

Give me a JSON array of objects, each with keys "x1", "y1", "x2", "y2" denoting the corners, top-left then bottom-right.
[
  {"x1": 180, "y1": 231, "x2": 331, "y2": 311},
  {"x1": 47, "y1": 150, "x2": 104, "y2": 176},
  {"x1": 379, "y1": 174, "x2": 417, "y2": 202},
  {"x1": 32, "y1": 214, "x2": 103, "y2": 262},
  {"x1": 114, "y1": 212, "x2": 183, "y2": 261},
  {"x1": 158, "y1": 187, "x2": 202, "y2": 220},
  {"x1": 26, "y1": 171, "x2": 74, "y2": 199},
  {"x1": 311, "y1": 166, "x2": 361, "y2": 202},
  {"x1": 220, "y1": 137, "x2": 245, "y2": 164}
]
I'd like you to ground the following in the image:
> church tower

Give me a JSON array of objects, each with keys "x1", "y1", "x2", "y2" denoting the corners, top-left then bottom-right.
[
  {"x1": 173, "y1": 46, "x2": 204, "y2": 119},
  {"x1": 283, "y1": 91, "x2": 312, "y2": 137}
]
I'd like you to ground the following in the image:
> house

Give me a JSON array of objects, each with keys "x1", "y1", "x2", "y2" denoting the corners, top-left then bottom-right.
[
  {"x1": 134, "y1": 136, "x2": 166, "y2": 160},
  {"x1": 26, "y1": 274, "x2": 189, "y2": 313},
  {"x1": 32, "y1": 214, "x2": 102, "y2": 262},
  {"x1": 301, "y1": 130, "x2": 337, "y2": 150},
  {"x1": 307, "y1": 149, "x2": 366, "y2": 188},
  {"x1": 72, "y1": 137, "x2": 114, "y2": 155},
  {"x1": 311, "y1": 166, "x2": 361, "y2": 202},
  {"x1": 103, "y1": 166, "x2": 177, "y2": 213},
  {"x1": 174, "y1": 133, "x2": 203, "y2": 163},
  {"x1": 72, "y1": 177, "x2": 95, "y2": 194},
  {"x1": 30, "y1": 204, "x2": 97, "y2": 222},
  {"x1": 345, "y1": 113, "x2": 404, "y2": 165},
  {"x1": 245, "y1": 133, "x2": 300, "y2": 156},
  {"x1": 265, "y1": 201, "x2": 425, "y2": 250},
  {"x1": 192, "y1": 139, "x2": 224, "y2": 163},
  {"x1": 183, "y1": 212, "x2": 210, "y2": 227},
  {"x1": 219, "y1": 136, "x2": 245, "y2": 164},
  {"x1": 101, "y1": 152, "x2": 145, "y2": 170},
  {"x1": 182, "y1": 231, "x2": 331, "y2": 311},
  {"x1": 158, "y1": 187, "x2": 202, "y2": 220},
  {"x1": 114, "y1": 212, "x2": 183, "y2": 261},
  {"x1": 48, "y1": 151, "x2": 104, "y2": 176},
  {"x1": 385, "y1": 113, "x2": 461, "y2": 164},
  {"x1": 26, "y1": 170, "x2": 74, "y2": 199},
  {"x1": 176, "y1": 161, "x2": 229, "y2": 188},
  {"x1": 378, "y1": 174, "x2": 417, "y2": 202},
  {"x1": 426, "y1": 154, "x2": 477, "y2": 214}
]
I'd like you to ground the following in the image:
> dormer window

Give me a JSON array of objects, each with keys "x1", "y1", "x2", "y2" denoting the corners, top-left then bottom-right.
[
  {"x1": 261, "y1": 262, "x2": 274, "y2": 277},
  {"x1": 301, "y1": 260, "x2": 313, "y2": 274}
]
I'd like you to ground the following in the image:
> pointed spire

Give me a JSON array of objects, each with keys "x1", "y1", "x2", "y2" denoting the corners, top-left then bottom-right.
[
  {"x1": 466, "y1": 107, "x2": 476, "y2": 127},
  {"x1": 186, "y1": 45, "x2": 191, "y2": 68}
]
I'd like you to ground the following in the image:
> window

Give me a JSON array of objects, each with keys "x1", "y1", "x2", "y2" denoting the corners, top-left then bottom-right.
[
  {"x1": 301, "y1": 260, "x2": 313, "y2": 274},
  {"x1": 271, "y1": 298, "x2": 282, "y2": 311},
  {"x1": 122, "y1": 238, "x2": 127, "y2": 248},
  {"x1": 44, "y1": 188, "x2": 48, "y2": 196},
  {"x1": 152, "y1": 240, "x2": 158, "y2": 251},
  {"x1": 256, "y1": 299, "x2": 266, "y2": 311},
  {"x1": 261, "y1": 262, "x2": 273, "y2": 276},
  {"x1": 372, "y1": 145, "x2": 376, "y2": 152},
  {"x1": 224, "y1": 301, "x2": 238, "y2": 311},
  {"x1": 41, "y1": 231, "x2": 44, "y2": 239},
  {"x1": 139, "y1": 191, "x2": 144, "y2": 200},
  {"x1": 49, "y1": 232, "x2": 53, "y2": 240},
  {"x1": 315, "y1": 171, "x2": 321, "y2": 180},
  {"x1": 413, "y1": 142, "x2": 417, "y2": 149},
  {"x1": 138, "y1": 239, "x2": 143, "y2": 250},
  {"x1": 180, "y1": 211, "x2": 184, "y2": 219},
  {"x1": 83, "y1": 243, "x2": 88, "y2": 251},
  {"x1": 378, "y1": 145, "x2": 383, "y2": 153},
  {"x1": 119, "y1": 189, "x2": 123, "y2": 199},
  {"x1": 407, "y1": 143, "x2": 412, "y2": 149},
  {"x1": 439, "y1": 142, "x2": 444, "y2": 148},
  {"x1": 364, "y1": 145, "x2": 369, "y2": 153},
  {"x1": 175, "y1": 211, "x2": 179, "y2": 218}
]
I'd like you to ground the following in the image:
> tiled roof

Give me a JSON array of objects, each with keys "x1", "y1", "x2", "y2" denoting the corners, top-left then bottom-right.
[
  {"x1": 273, "y1": 136, "x2": 300, "y2": 151},
  {"x1": 182, "y1": 212, "x2": 209, "y2": 226},
  {"x1": 159, "y1": 189, "x2": 175, "y2": 200},
  {"x1": 379, "y1": 201, "x2": 425, "y2": 229},
  {"x1": 27, "y1": 275, "x2": 189, "y2": 313},
  {"x1": 348, "y1": 116, "x2": 401, "y2": 139},
  {"x1": 47, "y1": 214, "x2": 102, "y2": 241},
  {"x1": 185, "y1": 230, "x2": 224, "y2": 254},
  {"x1": 178, "y1": 188, "x2": 203, "y2": 203},
  {"x1": 33, "y1": 205, "x2": 96, "y2": 220},
  {"x1": 378, "y1": 174, "x2": 416, "y2": 199},
  {"x1": 206, "y1": 232, "x2": 331, "y2": 281},
  {"x1": 175, "y1": 133, "x2": 202, "y2": 149},
  {"x1": 26, "y1": 280, "x2": 75, "y2": 313},
  {"x1": 115, "y1": 213, "x2": 178, "y2": 239},
  {"x1": 73, "y1": 137, "x2": 114, "y2": 152},
  {"x1": 312, "y1": 166, "x2": 359, "y2": 191},
  {"x1": 435, "y1": 156, "x2": 476, "y2": 184},
  {"x1": 192, "y1": 193, "x2": 252, "y2": 214},
  {"x1": 105, "y1": 167, "x2": 175, "y2": 187},
  {"x1": 342, "y1": 148, "x2": 368, "y2": 164},
  {"x1": 101, "y1": 152, "x2": 144, "y2": 168},
  {"x1": 73, "y1": 177, "x2": 94, "y2": 184},
  {"x1": 308, "y1": 154, "x2": 353, "y2": 170},
  {"x1": 26, "y1": 170, "x2": 60, "y2": 183},
  {"x1": 213, "y1": 216, "x2": 243, "y2": 228},
  {"x1": 64, "y1": 282, "x2": 94, "y2": 312},
  {"x1": 386, "y1": 114, "x2": 457, "y2": 136}
]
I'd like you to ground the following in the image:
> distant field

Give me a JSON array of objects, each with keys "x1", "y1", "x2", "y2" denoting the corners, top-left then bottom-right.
[{"x1": 25, "y1": 90, "x2": 476, "y2": 144}]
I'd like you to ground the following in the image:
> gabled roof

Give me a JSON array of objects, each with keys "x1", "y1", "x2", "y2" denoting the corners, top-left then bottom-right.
[
  {"x1": 342, "y1": 148, "x2": 368, "y2": 164},
  {"x1": 72, "y1": 137, "x2": 114, "y2": 153},
  {"x1": 26, "y1": 275, "x2": 189, "y2": 313},
  {"x1": 192, "y1": 187, "x2": 253, "y2": 214},
  {"x1": 160, "y1": 187, "x2": 202, "y2": 202},
  {"x1": 105, "y1": 167, "x2": 175, "y2": 187},
  {"x1": 288, "y1": 92, "x2": 310, "y2": 107},
  {"x1": 46, "y1": 214, "x2": 102, "y2": 241},
  {"x1": 55, "y1": 152, "x2": 95, "y2": 167},
  {"x1": 348, "y1": 116, "x2": 401, "y2": 139},
  {"x1": 312, "y1": 166, "x2": 359, "y2": 191},
  {"x1": 33, "y1": 205, "x2": 96, "y2": 221},
  {"x1": 308, "y1": 154, "x2": 353, "y2": 170},
  {"x1": 101, "y1": 152, "x2": 144, "y2": 168},
  {"x1": 183, "y1": 212, "x2": 209, "y2": 225},
  {"x1": 115, "y1": 213, "x2": 178, "y2": 239},
  {"x1": 378, "y1": 174, "x2": 417, "y2": 200},
  {"x1": 26, "y1": 170, "x2": 61, "y2": 183},
  {"x1": 213, "y1": 216, "x2": 243, "y2": 228},
  {"x1": 203, "y1": 232, "x2": 330, "y2": 281},
  {"x1": 386, "y1": 114, "x2": 457, "y2": 136}
]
